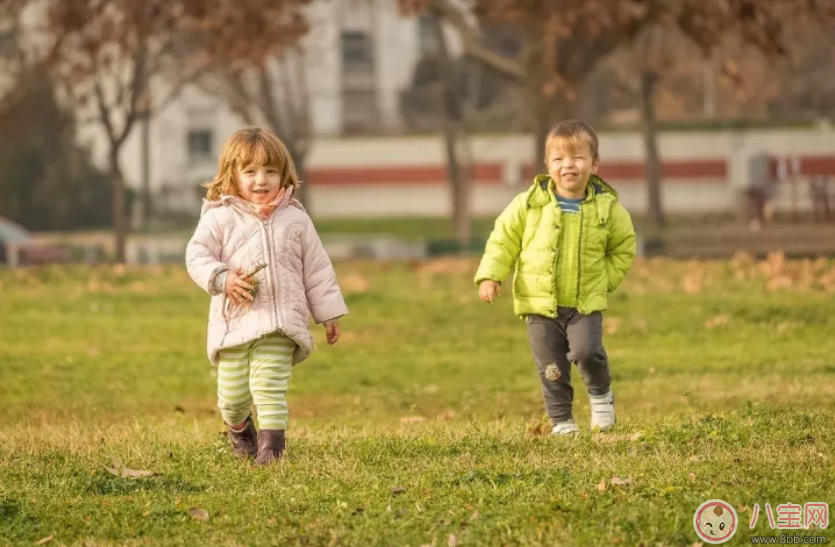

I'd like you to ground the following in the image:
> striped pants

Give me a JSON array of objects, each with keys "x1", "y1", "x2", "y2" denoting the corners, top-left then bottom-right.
[{"x1": 217, "y1": 332, "x2": 295, "y2": 431}]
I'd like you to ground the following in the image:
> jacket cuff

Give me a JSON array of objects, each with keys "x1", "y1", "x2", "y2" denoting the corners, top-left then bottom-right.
[{"x1": 208, "y1": 267, "x2": 229, "y2": 296}]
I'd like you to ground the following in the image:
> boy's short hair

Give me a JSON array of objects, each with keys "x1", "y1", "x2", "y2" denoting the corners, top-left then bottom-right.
[{"x1": 545, "y1": 119, "x2": 599, "y2": 161}]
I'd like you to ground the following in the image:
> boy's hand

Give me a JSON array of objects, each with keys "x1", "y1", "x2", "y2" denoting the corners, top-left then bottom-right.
[
  {"x1": 325, "y1": 321, "x2": 341, "y2": 345},
  {"x1": 225, "y1": 268, "x2": 255, "y2": 305},
  {"x1": 479, "y1": 280, "x2": 501, "y2": 303}
]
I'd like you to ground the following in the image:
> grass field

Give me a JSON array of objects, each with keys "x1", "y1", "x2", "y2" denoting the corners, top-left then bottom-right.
[{"x1": 1, "y1": 255, "x2": 834, "y2": 546}]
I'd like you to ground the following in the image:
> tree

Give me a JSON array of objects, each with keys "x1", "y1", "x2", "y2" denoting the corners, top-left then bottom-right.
[
  {"x1": 0, "y1": 63, "x2": 115, "y2": 231},
  {"x1": 425, "y1": 0, "x2": 658, "y2": 168},
  {"x1": 33, "y1": 0, "x2": 309, "y2": 263},
  {"x1": 198, "y1": 45, "x2": 313, "y2": 208},
  {"x1": 422, "y1": 0, "x2": 833, "y2": 230},
  {"x1": 188, "y1": 0, "x2": 311, "y2": 203},
  {"x1": 399, "y1": 0, "x2": 474, "y2": 247}
]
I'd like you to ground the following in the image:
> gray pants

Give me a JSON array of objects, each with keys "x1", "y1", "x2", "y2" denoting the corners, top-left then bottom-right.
[{"x1": 526, "y1": 308, "x2": 611, "y2": 424}]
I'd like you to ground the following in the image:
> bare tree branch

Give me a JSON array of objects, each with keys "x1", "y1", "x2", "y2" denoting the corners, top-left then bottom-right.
[{"x1": 430, "y1": 0, "x2": 525, "y2": 80}]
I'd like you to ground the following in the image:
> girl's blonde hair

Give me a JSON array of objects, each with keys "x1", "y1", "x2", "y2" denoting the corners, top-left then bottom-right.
[{"x1": 203, "y1": 126, "x2": 299, "y2": 201}]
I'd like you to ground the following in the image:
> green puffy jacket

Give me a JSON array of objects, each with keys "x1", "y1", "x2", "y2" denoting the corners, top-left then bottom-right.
[{"x1": 474, "y1": 174, "x2": 637, "y2": 317}]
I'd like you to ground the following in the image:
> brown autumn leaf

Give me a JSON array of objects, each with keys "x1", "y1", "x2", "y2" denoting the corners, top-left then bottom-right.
[
  {"x1": 339, "y1": 273, "x2": 370, "y2": 294},
  {"x1": 705, "y1": 315, "x2": 730, "y2": 329},
  {"x1": 104, "y1": 456, "x2": 156, "y2": 478},
  {"x1": 766, "y1": 275, "x2": 793, "y2": 292},
  {"x1": 188, "y1": 507, "x2": 210, "y2": 521},
  {"x1": 525, "y1": 417, "x2": 550, "y2": 438},
  {"x1": 36, "y1": 536, "x2": 54, "y2": 545},
  {"x1": 610, "y1": 475, "x2": 634, "y2": 487},
  {"x1": 596, "y1": 478, "x2": 607, "y2": 493},
  {"x1": 681, "y1": 270, "x2": 704, "y2": 294},
  {"x1": 391, "y1": 486, "x2": 407, "y2": 495},
  {"x1": 448, "y1": 534, "x2": 458, "y2": 547},
  {"x1": 436, "y1": 410, "x2": 456, "y2": 421}
]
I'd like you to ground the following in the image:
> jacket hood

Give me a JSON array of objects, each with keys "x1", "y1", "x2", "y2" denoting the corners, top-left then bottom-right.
[{"x1": 525, "y1": 173, "x2": 619, "y2": 223}]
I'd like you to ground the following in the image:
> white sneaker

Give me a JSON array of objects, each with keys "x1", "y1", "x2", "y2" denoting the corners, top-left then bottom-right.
[
  {"x1": 590, "y1": 390, "x2": 616, "y2": 432},
  {"x1": 551, "y1": 420, "x2": 580, "y2": 436}
]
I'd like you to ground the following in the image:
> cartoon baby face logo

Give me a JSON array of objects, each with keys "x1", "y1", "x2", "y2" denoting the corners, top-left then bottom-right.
[{"x1": 693, "y1": 499, "x2": 738, "y2": 544}]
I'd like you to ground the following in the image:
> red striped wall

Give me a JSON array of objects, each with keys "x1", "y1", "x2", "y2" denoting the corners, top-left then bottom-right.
[{"x1": 307, "y1": 155, "x2": 835, "y2": 186}]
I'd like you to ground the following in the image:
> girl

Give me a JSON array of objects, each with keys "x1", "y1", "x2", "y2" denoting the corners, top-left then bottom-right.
[{"x1": 186, "y1": 127, "x2": 348, "y2": 464}]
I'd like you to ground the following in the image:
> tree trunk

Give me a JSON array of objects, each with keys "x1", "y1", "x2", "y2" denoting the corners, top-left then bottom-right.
[
  {"x1": 430, "y1": 9, "x2": 471, "y2": 248},
  {"x1": 140, "y1": 112, "x2": 151, "y2": 231},
  {"x1": 640, "y1": 70, "x2": 665, "y2": 229},
  {"x1": 109, "y1": 148, "x2": 128, "y2": 264}
]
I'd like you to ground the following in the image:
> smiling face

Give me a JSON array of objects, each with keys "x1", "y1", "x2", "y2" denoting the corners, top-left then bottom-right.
[
  {"x1": 237, "y1": 163, "x2": 282, "y2": 204},
  {"x1": 545, "y1": 136, "x2": 599, "y2": 200},
  {"x1": 694, "y1": 501, "x2": 738, "y2": 544}
]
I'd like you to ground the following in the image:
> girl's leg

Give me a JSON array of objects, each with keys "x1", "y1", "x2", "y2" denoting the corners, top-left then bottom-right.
[
  {"x1": 249, "y1": 332, "x2": 294, "y2": 431},
  {"x1": 217, "y1": 345, "x2": 253, "y2": 428}
]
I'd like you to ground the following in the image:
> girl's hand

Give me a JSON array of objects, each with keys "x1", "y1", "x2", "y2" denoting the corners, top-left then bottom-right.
[
  {"x1": 325, "y1": 321, "x2": 341, "y2": 345},
  {"x1": 225, "y1": 268, "x2": 255, "y2": 306}
]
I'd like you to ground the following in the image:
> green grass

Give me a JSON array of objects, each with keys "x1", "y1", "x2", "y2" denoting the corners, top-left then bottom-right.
[{"x1": 1, "y1": 258, "x2": 834, "y2": 546}]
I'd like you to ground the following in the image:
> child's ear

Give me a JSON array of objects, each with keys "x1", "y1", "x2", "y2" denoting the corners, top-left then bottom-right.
[{"x1": 592, "y1": 158, "x2": 600, "y2": 174}]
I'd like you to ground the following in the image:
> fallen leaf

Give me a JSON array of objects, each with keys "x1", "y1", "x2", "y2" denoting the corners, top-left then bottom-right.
[
  {"x1": 596, "y1": 478, "x2": 607, "y2": 493},
  {"x1": 103, "y1": 456, "x2": 156, "y2": 478},
  {"x1": 705, "y1": 315, "x2": 730, "y2": 329},
  {"x1": 188, "y1": 507, "x2": 209, "y2": 521},
  {"x1": 630, "y1": 432, "x2": 643, "y2": 441},
  {"x1": 36, "y1": 536, "x2": 53, "y2": 545},
  {"x1": 604, "y1": 317, "x2": 622, "y2": 335},
  {"x1": 448, "y1": 534, "x2": 458, "y2": 547},
  {"x1": 391, "y1": 486, "x2": 407, "y2": 495},
  {"x1": 399, "y1": 416, "x2": 426, "y2": 423},
  {"x1": 340, "y1": 273, "x2": 370, "y2": 294},
  {"x1": 469, "y1": 510, "x2": 479, "y2": 521},
  {"x1": 681, "y1": 270, "x2": 704, "y2": 294},
  {"x1": 609, "y1": 476, "x2": 633, "y2": 487},
  {"x1": 524, "y1": 418, "x2": 550, "y2": 438},
  {"x1": 436, "y1": 410, "x2": 456, "y2": 421},
  {"x1": 689, "y1": 473, "x2": 696, "y2": 482}
]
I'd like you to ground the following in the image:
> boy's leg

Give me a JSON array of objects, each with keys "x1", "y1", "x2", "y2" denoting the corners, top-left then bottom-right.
[
  {"x1": 565, "y1": 310, "x2": 615, "y2": 430},
  {"x1": 217, "y1": 343, "x2": 257, "y2": 457},
  {"x1": 565, "y1": 310, "x2": 610, "y2": 395},
  {"x1": 249, "y1": 332, "x2": 295, "y2": 464},
  {"x1": 526, "y1": 313, "x2": 574, "y2": 426}
]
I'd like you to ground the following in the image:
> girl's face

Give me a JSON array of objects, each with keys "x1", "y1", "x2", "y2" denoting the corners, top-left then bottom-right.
[{"x1": 237, "y1": 162, "x2": 282, "y2": 204}]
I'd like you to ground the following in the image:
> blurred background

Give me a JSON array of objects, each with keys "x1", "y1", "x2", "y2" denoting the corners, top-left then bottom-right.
[{"x1": 1, "y1": 0, "x2": 834, "y2": 267}]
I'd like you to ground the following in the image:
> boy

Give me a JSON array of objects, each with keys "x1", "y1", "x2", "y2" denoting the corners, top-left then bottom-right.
[{"x1": 475, "y1": 119, "x2": 636, "y2": 435}]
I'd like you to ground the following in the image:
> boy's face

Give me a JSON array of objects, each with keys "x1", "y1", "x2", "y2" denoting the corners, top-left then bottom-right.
[
  {"x1": 237, "y1": 162, "x2": 283, "y2": 204},
  {"x1": 546, "y1": 138, "x2": 599, "y2": 199}
]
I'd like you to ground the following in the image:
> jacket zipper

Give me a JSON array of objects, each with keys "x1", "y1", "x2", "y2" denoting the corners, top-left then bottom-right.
[
  {"x1": 576, "y1": 206, "x2": 584, "y2": 310},
  {"x1": 553, "y1": 210, "x2": 561, "y2": 313},
  {"x1": 261, "y1": 218, "x2": 280, "y2": 329}
]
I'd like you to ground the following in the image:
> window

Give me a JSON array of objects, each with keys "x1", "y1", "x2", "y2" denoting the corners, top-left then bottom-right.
[
  {"x1": 0, "y1": 28, "x2": 16, "y2": 57},
  {"x1": 187, "y1": 129, "x2": 213, "y2": 162},
  {"x1": 417, "y1": 14, "x2": 439, "y2": 56},
  {"x1": 341, "y1": 31, "x2": 372, "y2": 67}
]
